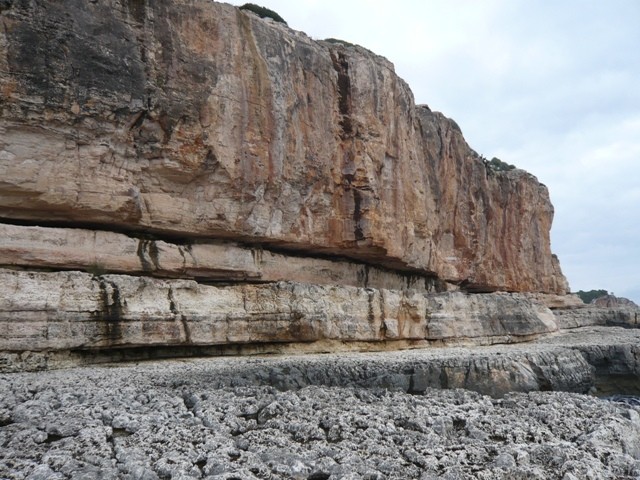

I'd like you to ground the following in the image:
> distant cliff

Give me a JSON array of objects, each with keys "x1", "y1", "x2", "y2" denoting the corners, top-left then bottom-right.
[{"x1": 0, "y1": 1, "x2": 574, "y2": 368}]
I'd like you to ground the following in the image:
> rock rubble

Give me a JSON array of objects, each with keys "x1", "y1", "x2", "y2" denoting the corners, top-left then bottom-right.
[{"x1": 2, "y1": 331, "x2": 640, "y2": 480}]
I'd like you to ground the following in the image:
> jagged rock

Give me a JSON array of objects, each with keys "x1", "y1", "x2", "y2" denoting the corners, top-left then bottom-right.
[
  {"x1": 2, "y1": 335, "x2": 640, "y2": 479},
  {"x1": 0, "y1": 0, "x2": 567, "y2": 294},
  {"x1": 553, "y1": 302, "x2": 640, "y2": 330},
  {"x1": 0, "y1": 268, "x2": 559, "y2": 371},
  {"x1": 523, "y1": 293, "x2": 640, "y2": 330},
  {"x1": 592, "y1": 295, "x2": 639, "y2": 309},
  {"x1": 525, "y1": 293, "x2": 585, "y2": 310},
  {"x1": 555, "y1": 307, "x2": 639, "y2": 329}
]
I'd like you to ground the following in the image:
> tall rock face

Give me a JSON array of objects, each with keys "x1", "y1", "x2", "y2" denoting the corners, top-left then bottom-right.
[{"x1": 0, "y1": 0, "x2": 567, "y2": 294}]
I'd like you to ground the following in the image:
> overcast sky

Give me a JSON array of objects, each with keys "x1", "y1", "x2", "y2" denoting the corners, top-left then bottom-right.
[{"x1": 227, "y1": 0, "x2": 640, "y2": 303}]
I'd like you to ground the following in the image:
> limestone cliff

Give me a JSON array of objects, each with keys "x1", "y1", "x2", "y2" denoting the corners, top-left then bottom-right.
[
  {"x1": 0, "y1": 0, "x2": 567, "y2": 294},
  {"x1": 0, "y1": 1, "x2": 578, "y2": 369}
]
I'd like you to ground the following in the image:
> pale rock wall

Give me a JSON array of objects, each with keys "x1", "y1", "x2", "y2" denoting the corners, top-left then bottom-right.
[
  {"x1": 554, "y1": 306, "x2": 639, "y2": 329},
  {"x1": 525, "y1": 293, "x2": 586, "y2": 310},
  {"x1": 0, "y1": 223, "x2": 440, "y2": 290},
  {"x1": 0, "y1": 0, "x2": 568, "y2": 294},
  {"x1": 527, "y1": 293, "x2": 640, "y2": 330},
  {"x1": 0, "y1": 268, "x2": 557, "y2": 367}
]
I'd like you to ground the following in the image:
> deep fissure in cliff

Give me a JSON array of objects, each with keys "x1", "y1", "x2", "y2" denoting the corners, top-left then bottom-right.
[
  {"x1": 330, "y1": 50, "x2": 353, "y2": 137},
  {"x1": 330, "y1": 51, "x2": 369, "y2": 243}
]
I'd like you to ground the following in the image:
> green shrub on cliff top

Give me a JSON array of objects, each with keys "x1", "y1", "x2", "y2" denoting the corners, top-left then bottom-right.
[
  {"x1": 239, "y1": 3, "x2": 287, "y2": 25},
  {"x1": 486, "y1": 157, "x2": 516, "y2": 172},
  {"x1": 575, "y1": 289, "x2": 609, "y2": 304}
]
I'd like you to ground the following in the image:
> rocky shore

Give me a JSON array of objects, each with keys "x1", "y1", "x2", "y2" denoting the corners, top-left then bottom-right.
[
  {"x1": 1, "y1": 3, "x2": 639, "y2": 478},
  {"x1": 2, "y1": 327, "x2": 640, "y2": 480}
]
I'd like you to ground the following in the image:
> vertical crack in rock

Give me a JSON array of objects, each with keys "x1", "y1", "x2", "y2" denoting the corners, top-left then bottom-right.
[
  {"x1": 167, "y1": 286, "x2": 178, "y2": 316},
  {"x1": 353, "y1": 189, "x2": 364, "y2": 241},
  {"x1": 177, "y1": 245, "x2": 188, "y2": 274},
  {"x1": 168, "y1": 286, "x2": 191, "y2": 344},
  {"x1": 330, "y1": 49, "x2": 368, "y2": 243},
  {"x1": 330, "y1": 50, "x2": 353, "y2": 138},
  {"x1": 180, "y1": 315, "x2": 192, "y2": 344}
]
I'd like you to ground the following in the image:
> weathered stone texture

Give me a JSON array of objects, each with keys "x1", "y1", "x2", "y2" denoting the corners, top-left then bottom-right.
[
  {"x1": 0, "y1": 0, "x2": 567, "y2": 294},
  {"x1": 0, "y1": 269, "x2": 557, "y2": 359},
  {"x1": 0, "y1": 223, "x2": 440, "y2": 290},
  {"x1": 525, "y1": 293, "x2": 585, "y2": 310},
  {"x1": 2, "y1": 363, "x2": 639, "y2": 479},
  {"x1": 554, "y1": 306, "x2": 639, "y2": 329}
]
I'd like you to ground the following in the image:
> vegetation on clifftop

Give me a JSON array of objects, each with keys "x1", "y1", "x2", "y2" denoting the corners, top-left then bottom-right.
[
  {"x1": 575, "y1": 289, "x2": 609, "y2": 304},
  {"x1": 239, "y1": 3, "x2": 287, "y2": 25},
  {"x1": 482, "y1": 156, "x2": 516, "y2": 172}
]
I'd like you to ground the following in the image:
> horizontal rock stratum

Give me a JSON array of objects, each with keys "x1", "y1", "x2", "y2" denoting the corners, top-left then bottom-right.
[{"x1": 0, "y1": 0, "x2": 567, "y2": 294}]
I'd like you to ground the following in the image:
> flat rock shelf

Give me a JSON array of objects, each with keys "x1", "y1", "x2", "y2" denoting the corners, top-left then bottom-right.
[{"x1": 2, "y1": 326, "x2": 640, "y2": 479}]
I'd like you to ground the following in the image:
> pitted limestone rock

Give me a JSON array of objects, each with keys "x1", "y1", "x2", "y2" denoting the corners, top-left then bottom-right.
[{"x1": 0, "y1": 355, "x2": 638, "y2": 479}]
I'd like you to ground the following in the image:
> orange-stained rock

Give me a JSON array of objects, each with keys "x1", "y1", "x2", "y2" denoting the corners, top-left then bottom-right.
[{"x1": 0, "y1": 0, "x2": 567, "y2": 294}]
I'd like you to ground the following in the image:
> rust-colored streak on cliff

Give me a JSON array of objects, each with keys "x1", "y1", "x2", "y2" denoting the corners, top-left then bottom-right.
[{"x1": 0, "y1": 0, "x2": 568, "y2": 294}]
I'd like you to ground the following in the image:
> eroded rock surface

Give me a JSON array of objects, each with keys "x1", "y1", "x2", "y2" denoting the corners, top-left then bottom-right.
[
  {"x1": 553, "y1": 300, "x2": 640, "y2": 330},
  {"x1": 2, "y1": 331, "x2": 640, "y2": 480},
  {"x1": 0, "y1": 223, "x2": 441, "y2": 290},
  {"x1": 0, "y1": 268, "x2": 560, "y2": 372}
]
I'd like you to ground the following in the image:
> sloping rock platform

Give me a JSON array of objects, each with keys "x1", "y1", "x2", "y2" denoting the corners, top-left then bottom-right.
[{"x1": 2, "y1": 327, "x2": 640, "y2": 479}]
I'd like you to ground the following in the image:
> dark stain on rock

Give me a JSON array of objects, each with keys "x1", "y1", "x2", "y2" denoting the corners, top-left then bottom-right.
[
  {"x1": 148, "y1": 241, "x2": 160, "y2": 268},
  {"x1": 356, "y1": 265, "x2": 369, "y2": 287},
  {"x1": 342, "y1": 170, "x2": 366, "y2": 242},
  {"x1": 157, "y1": 110, "x2": 173, "y2": 143},
  {"x1": 366, "y1": 289, "x2": 375, "y2": 325},
  {"x1": 0, "y1": 0, "x2": 13, "y2": 13},
  {"x1": 353, "y1": 189, "x2": 364, "y2": 241},
  {"x1": 7, "y1": 1, "x2": 145, "y2": 107},
  {"x1": 137, "y1": 239, "x2": 160, "y2": 272},
  {"x1": 95, "y1": 278, "x2": 124, "y2": 342},
  {"x1": 125, "y1": 0, "x2": 146, "y2": 25},
  {"x1": 136, "y1": 239, "x2": 153, "y2": 272},
  {"x1": 439, "y1": 369, "x2": 449, "y2": 389},
  {"x1": 330, "y1": 50, "x2": 353, "y2": 137}
]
